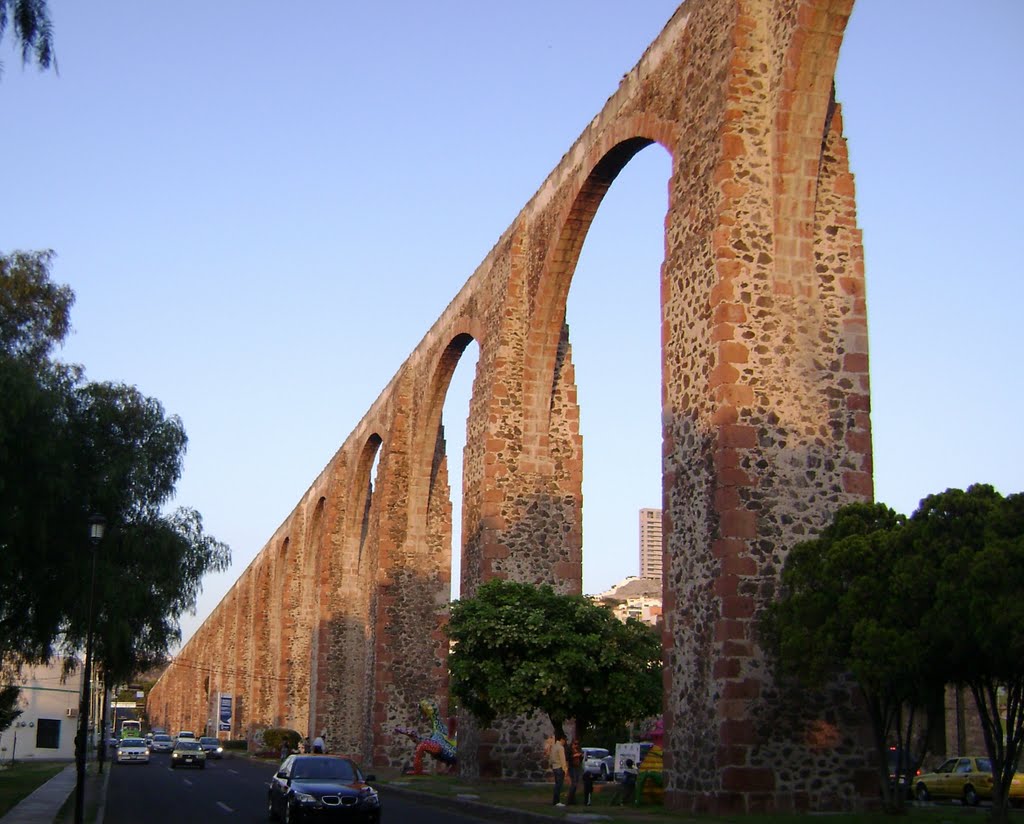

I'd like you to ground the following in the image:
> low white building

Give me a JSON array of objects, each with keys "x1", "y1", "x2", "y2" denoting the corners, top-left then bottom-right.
[
  {"x1": 0, "y1": 658, "x2": 88, "y2": 762},
  {"x1": 591, "y1": 576, "x2": 663, "y2": 628}
]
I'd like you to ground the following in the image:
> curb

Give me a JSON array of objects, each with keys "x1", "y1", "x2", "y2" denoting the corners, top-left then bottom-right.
[{"x1": 381, "y1": 782, "x2": 614, "y2": 823}]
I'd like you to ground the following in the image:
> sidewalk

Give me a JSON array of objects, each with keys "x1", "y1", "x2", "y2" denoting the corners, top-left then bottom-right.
[
  {"x1": 0, "y1": 765, "x2": 75, "y2": 824},
  {"x1": 1, "y1": 763, "x2": 109, "y2": 824}
]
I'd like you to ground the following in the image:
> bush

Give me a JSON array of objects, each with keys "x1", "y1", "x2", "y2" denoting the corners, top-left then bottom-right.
[
  {"x1": 261, "y1": 727, "x2": 301, "y2": 753},
  {"x1": 223, "y1": 739, "x2": 248, "y2": 751}
]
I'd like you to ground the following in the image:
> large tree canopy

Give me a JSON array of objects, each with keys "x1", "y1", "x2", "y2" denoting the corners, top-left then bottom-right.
[
  {"x1": 909, "y1": 485, "x2": 1024, "y2": 823},
  {"x1": 446, "y1": 579, "x2": 662, "y2": 741},
  {"x1": 764, "y1": 502, "x2": 930, "y2": 813},
  {"x1": 0, "y1": 249, "x2": 230, "y2": 683},
  {"x1": 767, "y1": 488, "x2": 1024, "y2": 820}
]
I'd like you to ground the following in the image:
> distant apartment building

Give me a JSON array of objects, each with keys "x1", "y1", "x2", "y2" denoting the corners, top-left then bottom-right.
[{"x1": 639, "y1": 508, "x2": 662, "y2": 580}]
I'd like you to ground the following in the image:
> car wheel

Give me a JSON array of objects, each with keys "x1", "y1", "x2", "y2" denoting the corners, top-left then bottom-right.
[
  {"x1": 963, "y1": 785, "x2": 979, "y2": 807},
  {"x1": 283, "y1": 802, "x2": 294, "y2": 824},
  {"x1": 600, "y1": 765, "x2": 608, "y2": 781},
  {"x1": 200, "y1": 762, "x2": 206, "y2": 769},
  {"x1": 267, "y1": 795, "x2": 278, "y2": 821},
  {"x1": 915, "y1": 783, "x2": 929, "y2": 802}
]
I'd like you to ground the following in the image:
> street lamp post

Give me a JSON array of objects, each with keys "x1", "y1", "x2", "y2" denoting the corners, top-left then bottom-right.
[
  {"x1": 74, "y1": 514, "x2": 105, "y2": 824},
  {"x1": 11, "y1": 720, "x2": 27, "y2": 765}
]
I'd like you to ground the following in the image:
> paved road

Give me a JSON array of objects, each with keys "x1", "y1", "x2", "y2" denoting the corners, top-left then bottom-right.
[{"x1": 103, "y1": 752, "x2": 492, "y2": 823}]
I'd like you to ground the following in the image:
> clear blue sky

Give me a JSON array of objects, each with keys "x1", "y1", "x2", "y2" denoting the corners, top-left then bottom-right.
[{"x1": 3, "y1": 2, "x2": 1022, "y2": 651}]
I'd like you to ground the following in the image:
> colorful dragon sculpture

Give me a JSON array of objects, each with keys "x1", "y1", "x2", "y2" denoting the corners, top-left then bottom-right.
[{"x1": 394, "y1": 698, "x2": 457, "y2": 774}]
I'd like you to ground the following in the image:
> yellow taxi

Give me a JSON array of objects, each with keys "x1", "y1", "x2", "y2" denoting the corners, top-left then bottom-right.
[{"x1": 914, "y1": 755, "x2": 1024, "y2": 806}]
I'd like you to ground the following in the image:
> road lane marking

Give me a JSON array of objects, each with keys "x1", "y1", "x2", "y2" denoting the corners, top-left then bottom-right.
[{"x1": 217, "y1": 802, "x2": 234, "y2": 813}]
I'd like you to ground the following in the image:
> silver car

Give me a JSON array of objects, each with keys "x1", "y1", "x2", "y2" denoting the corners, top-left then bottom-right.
[{"x1": 150, "y1": 733, "x2": 174, "y2": 753}]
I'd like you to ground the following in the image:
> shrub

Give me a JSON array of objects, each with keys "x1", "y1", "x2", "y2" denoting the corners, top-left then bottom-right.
[{"x1": 261, "y1": 727, "x2": 301, "y2": 753}]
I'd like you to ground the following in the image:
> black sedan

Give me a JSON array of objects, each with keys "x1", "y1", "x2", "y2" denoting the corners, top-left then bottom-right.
[
  {"x1": 268, "y1": 755, "x2": 381, "y2": 823},
  {"x1": 198, "y1": 736, "x2": 224, "y2": 759}
]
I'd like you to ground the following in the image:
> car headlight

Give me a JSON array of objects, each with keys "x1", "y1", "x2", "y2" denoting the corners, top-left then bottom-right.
[
  {"x1": 292, "y1": 792, "x2": 317, "y2": 805},
  {"x1": 361, "y1": 788, "x2": 380, "y2": 807}
]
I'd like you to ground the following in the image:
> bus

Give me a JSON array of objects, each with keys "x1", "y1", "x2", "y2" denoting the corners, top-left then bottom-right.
[{"x1": 119, "y1": 720, "x2": 142, "y2": 739}]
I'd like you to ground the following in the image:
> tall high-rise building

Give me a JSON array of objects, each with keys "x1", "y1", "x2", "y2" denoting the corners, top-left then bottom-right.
[{"x1": 639, "y1": 508, "x2": 662, "y2": 580}]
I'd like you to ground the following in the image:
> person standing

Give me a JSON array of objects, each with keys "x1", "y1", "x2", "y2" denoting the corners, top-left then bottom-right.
[
  {"x1": 612, "y1": 758, "x2": 638, "y2": 806},
  {"x1": 566, "y1": 738, "x2": 582, "y2": 805},
  {"x1": 313, "y1": 732, "x2": 325, "y2": 754},
  {"x1": 550, "y1": 733, "x2": 568, "y2": 806},
  {"x1": 582, "y1": 766, "x2": 596, "y2": 806}
]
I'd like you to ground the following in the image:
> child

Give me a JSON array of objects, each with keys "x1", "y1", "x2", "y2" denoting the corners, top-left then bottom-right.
[
  {"x1": 612, "y1": 758, "x2": 638, "y2": 806},
  {"x1": 582, "y1": 767, "x2": 596, "y2": 806}
]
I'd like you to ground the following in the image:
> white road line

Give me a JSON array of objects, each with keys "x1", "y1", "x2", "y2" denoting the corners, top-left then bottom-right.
[
  {"x1": 216, "y1": 802, "x2": 234, "y2": 813},
  {"x1": 183, "y1": 778, "x2": 193, "y2": 786}
]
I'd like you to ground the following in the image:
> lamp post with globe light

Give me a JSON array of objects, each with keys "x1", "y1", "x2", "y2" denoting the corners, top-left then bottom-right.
[{"x1": 74, "y1": 514, "x2": 105, "y2": 824}]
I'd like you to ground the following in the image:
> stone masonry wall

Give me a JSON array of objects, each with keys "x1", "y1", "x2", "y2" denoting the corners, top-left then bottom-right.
[{"x1": 149, "y1": 0, "x2": 872, "y2": 811}]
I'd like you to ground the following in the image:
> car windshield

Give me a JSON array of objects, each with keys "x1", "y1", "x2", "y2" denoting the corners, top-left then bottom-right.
[
  {"x1": 176, "y1": 741, "x2": 201, "y2": 751},
  {"x1": 292, "y1": 758, "x2": 358, "y2": 782},
  {"x1": 153, "y1": 735, "x2": 171, "y2": 741},
  {"x1": 200, "y1": 738, "x2": 218, "y2": 744},
  {"x1": 121, "y1": 739, "x2": 145, "y2": 746}
]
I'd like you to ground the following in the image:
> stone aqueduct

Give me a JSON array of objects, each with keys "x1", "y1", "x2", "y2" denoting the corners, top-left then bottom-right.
[{"x1": 149, "y1": 0, "x2": 875, "y2": 812}]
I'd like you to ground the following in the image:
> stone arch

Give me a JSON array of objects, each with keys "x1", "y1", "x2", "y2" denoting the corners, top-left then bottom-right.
[
  {"x1": 306, "y1": 495, "x2": 328, "y2": 739},
  {"x1": 525, "y1": 124, "x2": 677, "y2": 455},
  {"x1": 409, "y1": 331, "x2": 481, "y2": 584},
  {"x1": 349, "y1": 433, "x2": 383, "y2": 569},
  {"x1": 252, "y1": 554, "x2": 275, "y2": 727}
]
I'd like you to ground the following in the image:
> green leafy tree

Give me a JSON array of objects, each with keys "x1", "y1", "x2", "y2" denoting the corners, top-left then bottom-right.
[
  {"x1": 0, "y1": 251, "x2": 82, "y2": 666},
  {"x1": 0, "y1": 250, "x2": 230, "y2": 685},
  {"x1": 910, "y1": 486, "x2": 1024, "y2": 824},
  {"x1": 446, "y1": 579, "x2": 662, "y2": 741},
  {"x1": 764, "y1": 502, "x2": 934, "y2": 813},
  {"x1": 0, "y1": 0, "x2": 55, "y2": 75},
  {"x1": 0, "y1": 684, "x2": 22, "y2": 735},
  {"x1": 0, "y1": 250, "x2": 72, "y2": 362}
]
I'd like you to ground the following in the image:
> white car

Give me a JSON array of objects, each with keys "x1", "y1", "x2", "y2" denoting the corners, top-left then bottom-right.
[
  {"x1": 581, "y1": 747, "x2": 614, "y2": 781},
  {"x1": 116, "y1": 737, "x2": 150, "y2": 764},
  {"x1": 175, "y1": 730, "x2": 197, "y2": 742}
]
